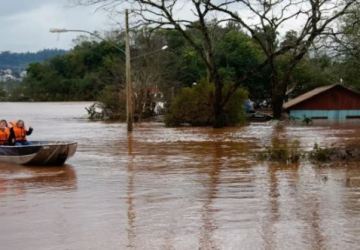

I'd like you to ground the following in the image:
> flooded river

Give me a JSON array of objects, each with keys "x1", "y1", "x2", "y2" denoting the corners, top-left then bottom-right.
[{"x1": 1, "y1": 102, "x2": 360, "y2": 250}]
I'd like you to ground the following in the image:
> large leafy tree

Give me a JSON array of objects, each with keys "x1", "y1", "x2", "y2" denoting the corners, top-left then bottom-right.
[
  {"x1": 207, "y1": 0, "x2": 358, "y2": 118},
  {"x1": 330, "y1": 6, "x2": 360, "y2": 89},
  {"x1": 23, "y1": 39, "x2": 125, "y2": 101}
]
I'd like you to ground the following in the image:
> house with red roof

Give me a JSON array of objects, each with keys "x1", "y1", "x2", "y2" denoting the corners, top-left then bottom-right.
[{"x1": 283, "y1": 84, "x2": 360, "y2": 121}]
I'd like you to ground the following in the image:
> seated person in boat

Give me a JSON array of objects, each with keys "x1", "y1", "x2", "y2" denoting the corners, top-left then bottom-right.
[
  {"x1": 10, "y1": 120, "x2": 33, "y2": 146},
  {"x1": 0, "y1": 120, "x2": 11, "y2": 145}
]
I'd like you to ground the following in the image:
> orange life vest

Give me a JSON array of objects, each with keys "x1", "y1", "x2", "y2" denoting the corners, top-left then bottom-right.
[
  {"x1": 0, "y1": 128, "x2": 10, "y2": 145},
  {"x1": 13, "y1": 126, "x2": 27, "y2": 141}
]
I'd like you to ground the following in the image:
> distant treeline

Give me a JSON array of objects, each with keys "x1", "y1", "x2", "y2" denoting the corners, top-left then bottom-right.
[{"x1": 0, "y1": 49, "x2": 67, "y2": 72}]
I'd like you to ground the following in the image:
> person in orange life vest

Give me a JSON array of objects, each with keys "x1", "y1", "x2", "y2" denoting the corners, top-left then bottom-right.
[
  {"x1": 12, "y1": 120, "x2": 33, "y2": 146},
  {"x1": 0, "y1": 120, "x2": 11, "y2": 145}
]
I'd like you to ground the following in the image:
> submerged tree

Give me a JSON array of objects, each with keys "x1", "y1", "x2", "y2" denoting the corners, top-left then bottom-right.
[
  {"x1": 76, "y1": 0, "x2": 358, "y2": 122},
  {"x1": 206, "y1": 0, "x2": 358, "y2": 118}
]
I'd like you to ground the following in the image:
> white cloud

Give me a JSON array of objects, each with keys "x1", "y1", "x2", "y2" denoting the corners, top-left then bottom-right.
[{"x1": 0, "y1": 1, "x2": 112, "y2": 52}]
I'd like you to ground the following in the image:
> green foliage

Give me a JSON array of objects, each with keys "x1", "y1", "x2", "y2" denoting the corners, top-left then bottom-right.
[
  {"x1": 3, "y1": 23, "x2": 351, "y2": 124},
  {"x1": 334, "y1": 10, "x2": 360, "y2": 89},
  {"x1": 216, "y1": 30, "x2": 269, "y2": 101},
  {"x1": 286, "y1": 55, "x2": 337, "y2": 98},
  {"x1": 21, "y1": 40, "x2": 125, "y2": 101},
  {"x1": 161, "y1": 29, "x2": 206, "y2": 88},
  {"x1": 223, "y1": 84, "x2": 248, "y2": 125},
  {"x1": 258, "y1": 141, "x2": 360, "y2": 163},
  {"x1": 0, "y1": 80, "x2": 27, "y2": 101},
  {"x1": 97, "y1": 85, "x2": 126, "y2": 120},
  {"x1": 0, "y1": 87, "x2": 6, "y2": 101},
  {"x1": 309, "y1": 143, "x2": 336, "y2": 162},
  {"x1": 338, "y1": 59, "x2": 360, "y2": 90},
  {"x1": 165, "y1": 80, "x2": 248, "y2": 126},
  {"x1": 165, "y1": 81, "x2": 213, "y2": 126}
]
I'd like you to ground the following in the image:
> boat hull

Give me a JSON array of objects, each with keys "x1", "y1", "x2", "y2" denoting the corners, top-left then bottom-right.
[{"x1": 0, "y1": 141, "x2": 77, "y2": 166}]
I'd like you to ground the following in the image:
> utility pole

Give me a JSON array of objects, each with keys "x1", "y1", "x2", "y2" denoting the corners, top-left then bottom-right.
[
  {"x1": 51, "y1": 21, "x2": 167, "y2": 133},
  {"x1": 125, "y1": 9, "x2": 133, "y2": 132}
]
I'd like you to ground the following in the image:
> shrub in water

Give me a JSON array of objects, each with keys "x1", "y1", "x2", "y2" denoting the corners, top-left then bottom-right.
[
  {"x1": 165, "y1": 80, "x2": 248, "y2": 126},
  {"x1": 309, "y1": 143, "x2": 335, "y2": 162},
  {"x1": 259, "y1": 140, "x2": 303, "y2": 163},
  {"x1": 87, "y1": 85, "x2": 126, "y2": 121}
]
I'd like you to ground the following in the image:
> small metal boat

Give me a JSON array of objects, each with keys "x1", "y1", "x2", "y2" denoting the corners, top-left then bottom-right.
[
  {"x1": 0, "y1": 141, "x2": 77, "y2": 166},
  {"x1": 246, "y1": 111, "x2": 273, "y2": 122}
]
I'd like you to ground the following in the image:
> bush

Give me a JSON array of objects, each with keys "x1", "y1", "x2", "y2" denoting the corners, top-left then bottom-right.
[
  {"x1": 309, "y1": 143, "x2": 339, "y2": 162},
  {"x1": 165, "y1": 80, "x2": 248, "y2": 126},
  {"x1": 95, "y1": 85, "x2": 126, "y2": 120},
  {"x1": 258, "y1": 140, "x2": 303, "y2": 163},
  {"x1": 258, "y1": 142, "x2": 360, "y2": 163},
  {"x1": 88, "y1": 84, "x2": 164, "y2": 121}
]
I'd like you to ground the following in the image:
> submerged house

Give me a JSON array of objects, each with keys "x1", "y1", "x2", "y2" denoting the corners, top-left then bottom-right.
[{"x1": 283, "y1": 84, "x2": 360, "y2": 121}]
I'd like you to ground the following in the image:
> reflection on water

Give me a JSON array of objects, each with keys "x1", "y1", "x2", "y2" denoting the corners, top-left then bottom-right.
[
  {"x1": 126, "y1": 134, "x2": 136, "y2": 249},
  {"x1": 0, "y1": 164, "x2": 76, "y2": 197},
  {"x1": 0, "y1": 102, "x2": 360, "y2": 249},
  {"x1": 198, "y1": 142, "x2": 221, "y2": 250}
]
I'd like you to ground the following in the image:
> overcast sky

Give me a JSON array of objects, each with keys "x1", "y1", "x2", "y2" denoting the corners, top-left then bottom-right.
[
  {"x1": 0, "y1": 0, "x2": 113, "y2": 52},
  {"x1": 0, "y1": 0, "x2": 307, "y2": 53}
]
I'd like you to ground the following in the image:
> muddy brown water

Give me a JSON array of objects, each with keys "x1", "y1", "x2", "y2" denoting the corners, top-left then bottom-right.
[{"x1": 1, "y1": 102, "x2": 360, "y2": 250}]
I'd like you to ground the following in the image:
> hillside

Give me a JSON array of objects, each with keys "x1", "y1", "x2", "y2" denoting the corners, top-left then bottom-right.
[{"x1": 0, "y1": 49, "x2": 67, "y2": 72}]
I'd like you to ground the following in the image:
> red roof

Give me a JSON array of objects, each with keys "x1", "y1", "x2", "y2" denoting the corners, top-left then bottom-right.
[{"x1": 283, "y1": 84, "x2": 360, "y2": 110}]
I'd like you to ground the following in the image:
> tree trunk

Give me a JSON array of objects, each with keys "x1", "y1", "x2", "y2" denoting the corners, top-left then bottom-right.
[
  {"x1": 271, "y1": 94, "x2": 284, "y2": 119},
  {"x1": 206, "y1": 50, "x2": 225, "y2": 128},
  {"x1": 271, "y1": 80, "x2": 287, "y2": 119},
  {"x1": 213, "y1": 76, "x2": 225, "y2": 128}
]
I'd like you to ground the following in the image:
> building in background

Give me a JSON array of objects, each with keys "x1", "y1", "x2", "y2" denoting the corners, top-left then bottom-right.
[
  {"x1": 283, "y1": 84, "x2": 360, "y2": 121},
  {"x1": 0, "y1": 69, "x2": 26, "y2": 82}
]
